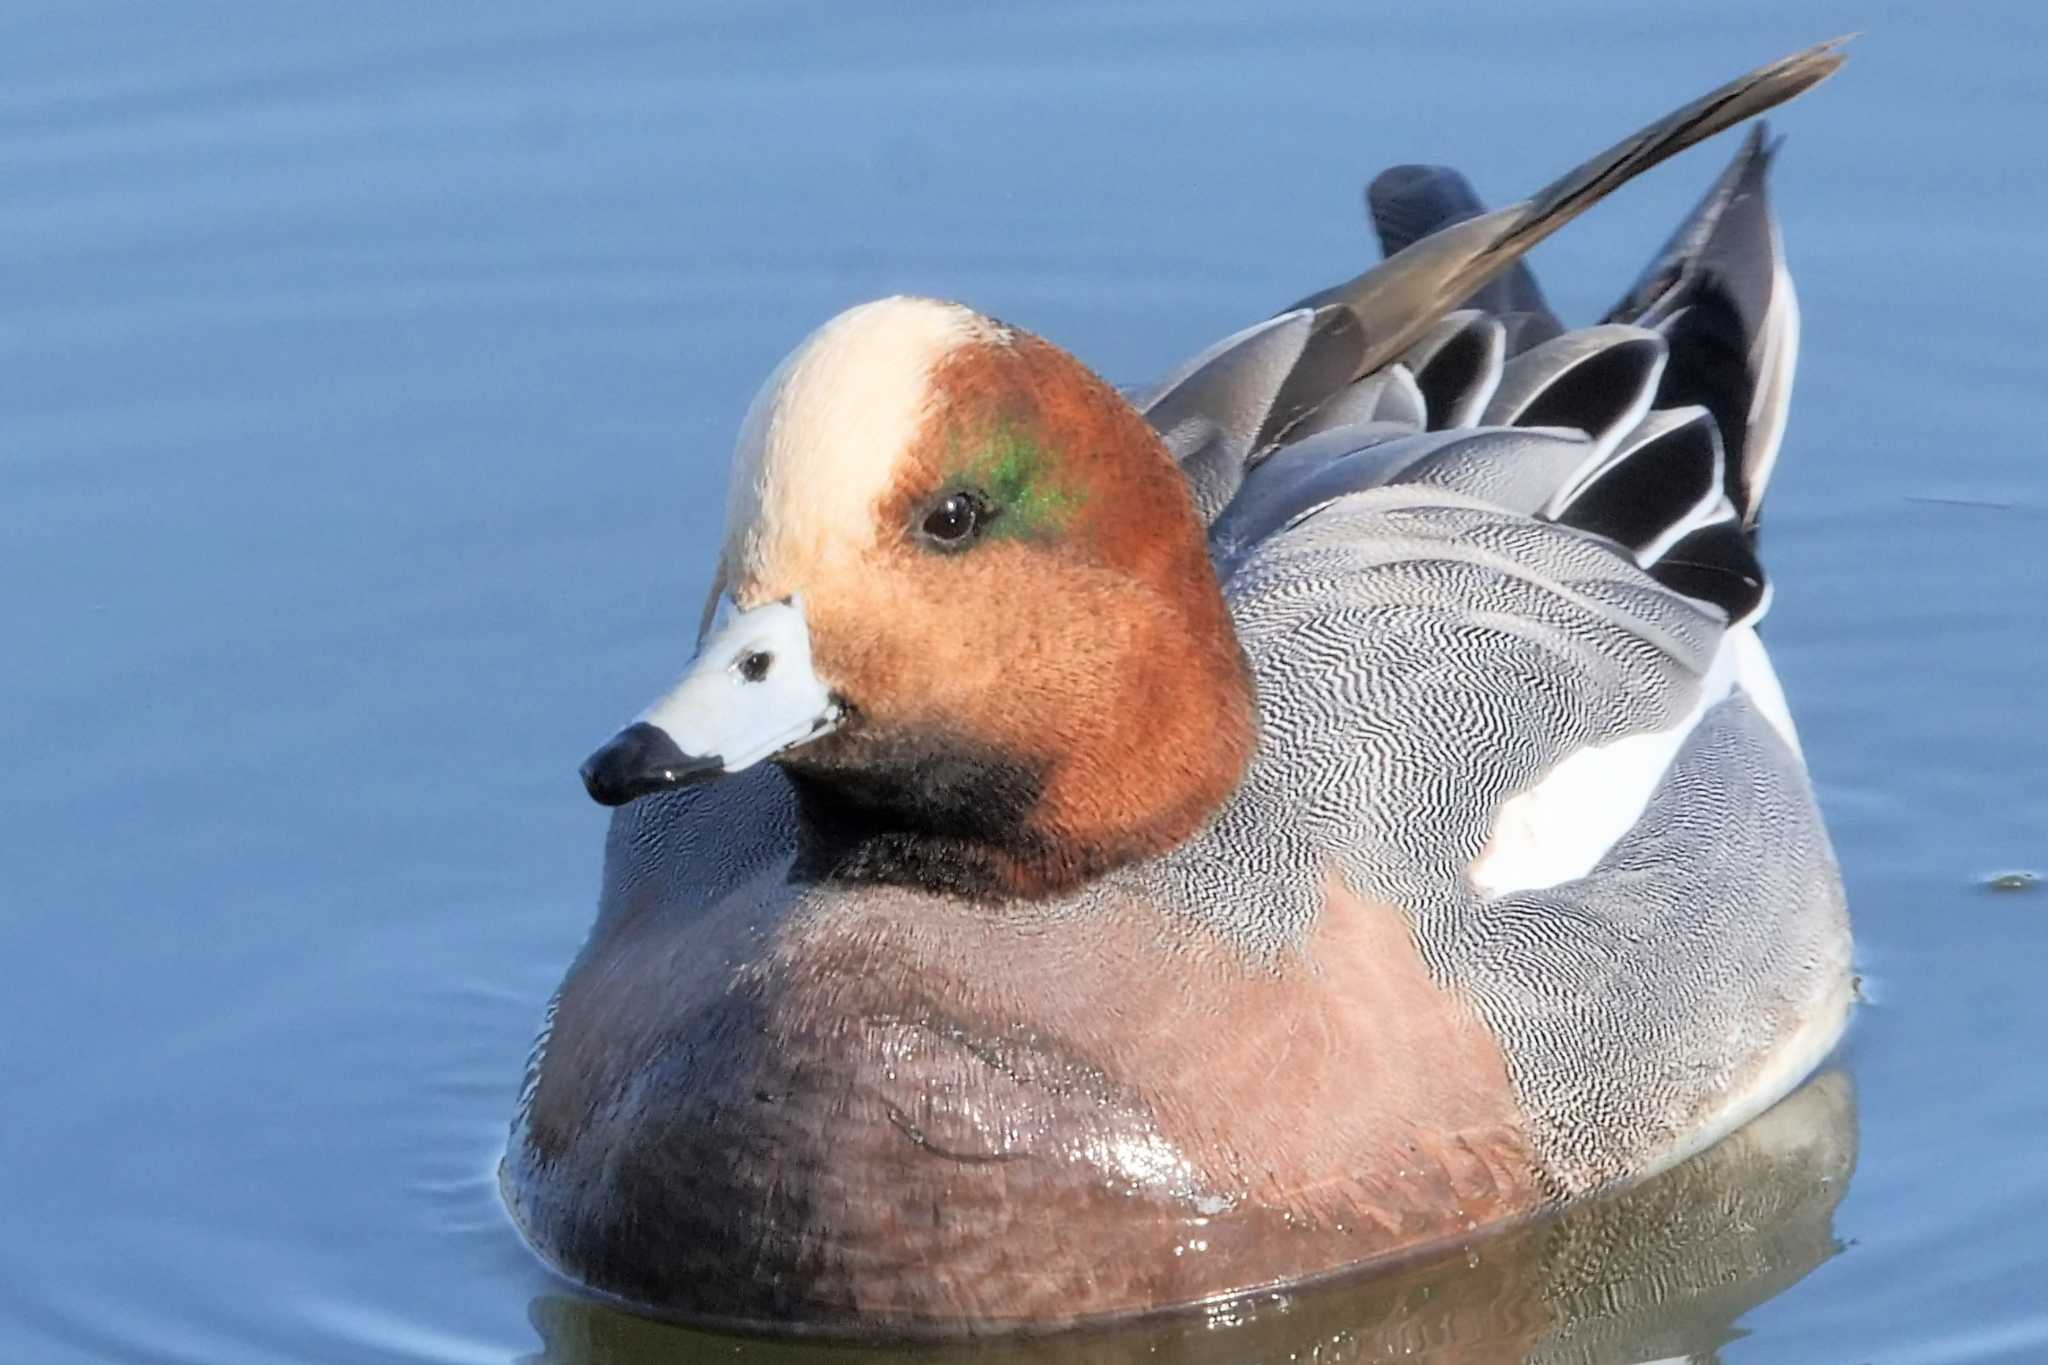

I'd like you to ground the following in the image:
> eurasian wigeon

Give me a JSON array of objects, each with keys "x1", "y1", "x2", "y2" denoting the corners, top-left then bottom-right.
[{"x1": 504, "y1": 41, "x2": 1855, "y2": 1335}]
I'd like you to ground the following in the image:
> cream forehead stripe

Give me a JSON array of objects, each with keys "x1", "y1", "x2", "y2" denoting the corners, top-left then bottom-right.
[{"x1": 720, "y1": 296, "x2": 1007, "y2": 593}]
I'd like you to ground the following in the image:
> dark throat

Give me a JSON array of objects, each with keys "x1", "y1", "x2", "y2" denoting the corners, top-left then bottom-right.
[{"x1": 781, "y1": 733, "x2": 1112, "y2": 903}]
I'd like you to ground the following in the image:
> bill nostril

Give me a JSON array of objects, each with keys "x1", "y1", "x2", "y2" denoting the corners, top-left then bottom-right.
[{"x1": 736, "y1": 650, "x2": 773, "y2": 683}]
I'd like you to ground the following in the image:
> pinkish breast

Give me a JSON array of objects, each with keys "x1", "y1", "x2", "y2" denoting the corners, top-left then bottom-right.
[{"x1": 503, "y1": 870, "x2": 1543, "y2": 1332}]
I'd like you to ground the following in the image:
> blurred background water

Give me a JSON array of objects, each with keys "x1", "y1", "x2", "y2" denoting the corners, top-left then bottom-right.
[{"x1": 4, "y1": 2, "x2": 2045, "y2": 1361}]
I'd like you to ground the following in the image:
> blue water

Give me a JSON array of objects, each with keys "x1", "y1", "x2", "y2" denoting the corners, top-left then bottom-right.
[{"x1": 5, "y1": 3, "x2": 2045, "y2": 1361}]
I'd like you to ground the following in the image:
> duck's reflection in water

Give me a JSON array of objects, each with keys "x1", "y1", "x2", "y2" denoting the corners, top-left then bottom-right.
[{"x1": 525, "y1": 1068, "x2": 1855, "y2": 1365}]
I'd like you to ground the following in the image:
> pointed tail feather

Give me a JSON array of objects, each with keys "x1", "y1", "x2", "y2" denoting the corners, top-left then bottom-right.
[
  {"x1": 1606, "y1": 124, "x2": 1800, "y2": 526},
  {"x1": 1294, "y1": 39, "x2": 1847, "y2": 384}
]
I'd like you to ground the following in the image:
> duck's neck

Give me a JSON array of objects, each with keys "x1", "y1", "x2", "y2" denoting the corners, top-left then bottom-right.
[
  {"x1": 785, "y1": 744, "x2": 1076, "y2": 902},
  {"x1": 785, "y1": 622, "x2": 1257, "y2": 903}
]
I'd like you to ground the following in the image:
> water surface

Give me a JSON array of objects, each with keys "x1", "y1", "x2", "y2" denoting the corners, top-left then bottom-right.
[{"x1": 5, "y1": 3, "x2": 2045, "y2": 1361}]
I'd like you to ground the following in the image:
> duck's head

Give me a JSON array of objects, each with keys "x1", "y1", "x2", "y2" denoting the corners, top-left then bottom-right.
[{"x1": 580, "y1": 296, "x2": 1256, "y2": 899}]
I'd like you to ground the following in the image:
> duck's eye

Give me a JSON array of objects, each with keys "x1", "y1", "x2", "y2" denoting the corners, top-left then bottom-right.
[{"x1": 918, "y1": 489, "x2": 991, "y2": 548}]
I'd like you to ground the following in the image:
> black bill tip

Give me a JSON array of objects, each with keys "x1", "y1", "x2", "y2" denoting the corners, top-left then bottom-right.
[{"x1": 579, "y1": 721, "x2": 723, "y2": 806}]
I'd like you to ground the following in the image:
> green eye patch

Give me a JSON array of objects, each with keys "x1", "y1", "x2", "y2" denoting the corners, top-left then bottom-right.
[{"x1": 948, "y1": 420, "x2": 1081, "y2": 540}]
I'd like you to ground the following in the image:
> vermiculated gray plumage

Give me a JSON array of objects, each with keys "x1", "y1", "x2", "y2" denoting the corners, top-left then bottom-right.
[
  {"x1": 522, "y1": 52, "x2": 1850, "y2": 1226},
  {"x1": 1109, "y1": 112, "x2": 1847, "y2": 1189}
]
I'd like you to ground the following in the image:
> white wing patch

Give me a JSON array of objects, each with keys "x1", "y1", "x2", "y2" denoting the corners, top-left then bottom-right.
[
  {"x1": 1468, "y1": 625, "x2": 1804, "y2": 897},
  {"x1": 1728, "y1": 624, "x2": 1802, "y2": 759},
  {"x1": 1469, "y1": 635, "x2": 1742, "y2": 898}
]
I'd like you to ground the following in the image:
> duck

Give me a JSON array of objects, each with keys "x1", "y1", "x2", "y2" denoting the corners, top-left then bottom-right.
[{"x1": 503, "y1": 41, "x2": 1855, "y2": 1336}]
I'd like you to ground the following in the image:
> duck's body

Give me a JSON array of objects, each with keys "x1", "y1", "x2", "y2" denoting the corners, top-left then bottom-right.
[{"x1": 505, "y1": 44, "x2": 1851, "y2": 1335}]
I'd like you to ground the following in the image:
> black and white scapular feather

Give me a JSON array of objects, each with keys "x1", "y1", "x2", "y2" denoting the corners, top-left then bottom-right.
[{"x1": 1145, "y1": 103, "x2": 1809, "y2": 630}]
